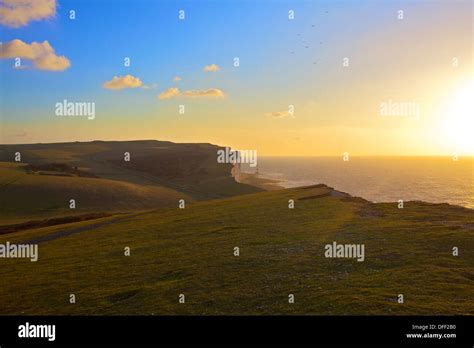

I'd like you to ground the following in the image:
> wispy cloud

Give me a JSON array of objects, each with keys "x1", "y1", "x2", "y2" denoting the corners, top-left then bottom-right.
[
  {"x1": 183, "y1": 88, "x2": 224, "y2": 98},
  {"x1": 157, "y1": 87, "x2": 225, "y2": 100},
  {"x1": 0, "y1": 39, "x2": 70, "y2": 71},
  {"x1": 0, "y1": 0, "x2": 56, "y2": 28},
  {"x1": 173, "y1": 76, "x2": 182, "y2": 82},
  {"x1": 141, "y1": 83, "x2": 158, "y2": 90},
  {"x1": 265, "y1": 111, "x2": 293, "y2": 119},
  {"x1": 203, "y1": 64, "x2": 220, "y2": 72},
  {"x1": 103, "y1": 75, "x2": 143, "y2": 90}
]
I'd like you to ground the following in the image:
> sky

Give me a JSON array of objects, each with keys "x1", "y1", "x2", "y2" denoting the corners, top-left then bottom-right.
[{"x1": 0, "y1": 0, "x2": 472, "y2": 156}]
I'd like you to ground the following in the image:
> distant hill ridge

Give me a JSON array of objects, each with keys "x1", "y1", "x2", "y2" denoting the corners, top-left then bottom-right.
[{"x1": 0, "y1": 140, "x2": 262, "y2": 224}]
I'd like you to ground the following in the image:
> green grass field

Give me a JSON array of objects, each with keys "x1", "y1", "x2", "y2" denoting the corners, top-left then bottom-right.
[
  {"x1": 0, "y1": 184, "x2": 472, "y2": 315},
  {"x1": 0, "y1": 141, "x2": 472, "y2": 315}
]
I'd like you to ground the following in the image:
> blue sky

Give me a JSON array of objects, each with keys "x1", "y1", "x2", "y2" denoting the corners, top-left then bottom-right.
[
  {"x1": 0, "y1": 0, "x2": 388, "y2": 115},
  {"x1": 0, "y1": 0, "x2": 472, "y2": 155}
]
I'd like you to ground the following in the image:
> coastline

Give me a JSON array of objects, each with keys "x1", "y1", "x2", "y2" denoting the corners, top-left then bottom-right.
[
  {"x1": 234, "y1": 156, "x2": 474, "y2": 209},
  {"x1": 235, "y1": 172, "x2": 284, "y2": 191},
  {"x1": 237, "y1": 171, "x2": 474, "y2": 210}
]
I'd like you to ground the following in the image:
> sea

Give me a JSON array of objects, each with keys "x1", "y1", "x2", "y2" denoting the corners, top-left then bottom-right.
[{"x1": 241, "y1": 156, "x2": 474, "y2": 209}]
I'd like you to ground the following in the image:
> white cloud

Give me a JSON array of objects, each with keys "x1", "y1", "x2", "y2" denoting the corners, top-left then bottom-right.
[
  {"x1": 158, "y1": 87, "x2": 180, "y2": 100},
  {"x1": 141, "y1": 83, "x2": 157, "y2": 90},
  {"x1": 173, "y1": 76, "x2": 182, "y2": 82},
  {"x1": 183, "y1": 88, "x2": 224, "y2": 98},
  {"x1": 0, "y1": 39, "x2": 70, "y2": 71},
  {"x1": 0, "y1": 0, "x2": 56, "y2": 28},
  {"x1": 103, "y1": 75, "x2": 143, "y2": 90},
  {"x1": 203, "y1": 64, "x2": 220, "y2": 72},
  {"x1": 157, "y1": 87, "x2": 225, "y2": 100},
  {"x1": 265, "y1": 111, "x2": 293, "y2": 119}
]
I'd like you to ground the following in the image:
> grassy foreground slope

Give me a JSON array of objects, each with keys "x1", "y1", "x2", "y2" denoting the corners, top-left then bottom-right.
[{"x1": 0, "y1": 185, "x2": 472, "y2": 315}]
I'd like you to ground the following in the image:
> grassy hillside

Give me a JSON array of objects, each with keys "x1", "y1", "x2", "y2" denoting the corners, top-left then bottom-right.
[
  {"x1": 0, "y1": 162, "x2": 190, "y2": 224},
  {"x1": 0, "y1": 184, "x2": 472, "y2": 315},
  {"x1": 0, "y1": 140, "x2": 262, "y2": 224},
  {"x1": 0, "y1": 140, "x2": 262, "y2": 201}
]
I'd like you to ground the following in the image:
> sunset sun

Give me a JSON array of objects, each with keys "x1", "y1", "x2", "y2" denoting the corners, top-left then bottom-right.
[{"x1": 442, "y1": 79, "x2": 474, "y2": 154}]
